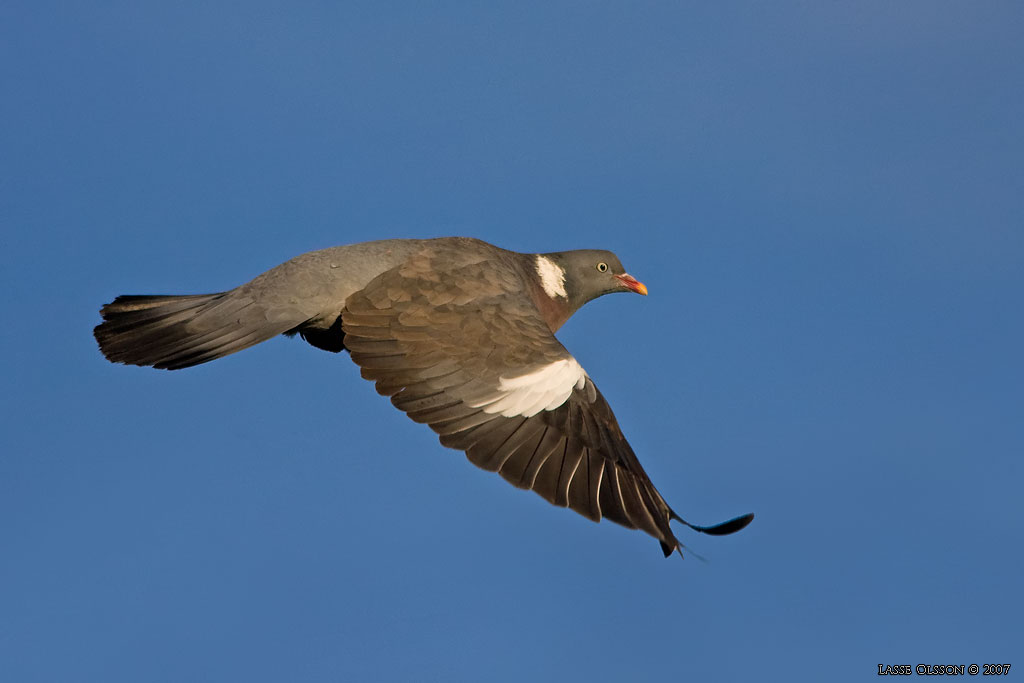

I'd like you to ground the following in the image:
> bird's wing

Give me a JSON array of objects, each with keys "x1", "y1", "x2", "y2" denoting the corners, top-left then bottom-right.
[{"x1": 340, "y1": 250, "x2": 691, "y2": 556}]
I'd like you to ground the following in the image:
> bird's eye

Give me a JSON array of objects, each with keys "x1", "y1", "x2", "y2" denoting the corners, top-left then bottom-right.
[{"x1": 596, "y1": 262, "x2": 608, "y2": 273}]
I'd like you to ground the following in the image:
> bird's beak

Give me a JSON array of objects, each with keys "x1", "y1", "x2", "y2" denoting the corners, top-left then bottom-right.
[{"x1": 615, "y1": 273, "x2": 648, "y2": 296}]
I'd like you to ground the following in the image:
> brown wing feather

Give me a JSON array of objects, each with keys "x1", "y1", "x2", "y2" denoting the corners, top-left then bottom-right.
[{"x1": 341, "y1": 244, "x2": 686, "y2": 556}]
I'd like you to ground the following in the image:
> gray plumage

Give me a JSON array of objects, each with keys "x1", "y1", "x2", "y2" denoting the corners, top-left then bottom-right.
[
  {"x1": 95, "y1": 236, "x2": 753, "y2": 557},
  {"x1": 96, "y1": 239, "x2": 428, "y2": 369}
]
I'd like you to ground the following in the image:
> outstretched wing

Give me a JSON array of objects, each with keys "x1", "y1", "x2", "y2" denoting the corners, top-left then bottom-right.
[{"x1": 341, "y1": 250, "x2": 691, "y2": 556}]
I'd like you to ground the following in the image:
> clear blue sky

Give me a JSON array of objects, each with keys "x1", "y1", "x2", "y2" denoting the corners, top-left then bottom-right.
[{"x1": 3, "y1": 2, "x2": 1021, "y2": 681}]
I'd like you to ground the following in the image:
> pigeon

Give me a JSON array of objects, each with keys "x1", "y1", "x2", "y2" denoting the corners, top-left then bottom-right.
[{"x1": 94, "y1": 237, "x2": 753, "y2": 557}]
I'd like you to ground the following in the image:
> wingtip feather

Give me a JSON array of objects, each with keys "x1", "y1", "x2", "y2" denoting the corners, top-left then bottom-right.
[{"x1": 687, "y1": 512, "x2": 755, "y2": 536}]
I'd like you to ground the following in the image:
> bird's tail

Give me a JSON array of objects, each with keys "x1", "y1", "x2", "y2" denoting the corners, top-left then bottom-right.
[{"x1": 94, "y1": 293, "x2": 283, "y2": 370}]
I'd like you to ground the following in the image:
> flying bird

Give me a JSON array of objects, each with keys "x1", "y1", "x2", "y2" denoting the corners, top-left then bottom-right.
[{"x1": 94, "y1": 237, "x2": 752, "y2": 557}]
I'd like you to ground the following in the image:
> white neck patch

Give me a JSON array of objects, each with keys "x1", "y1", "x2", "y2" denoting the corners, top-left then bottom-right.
[{"x1": 535, "y1": 255, "x2": 567, "y2": 299}]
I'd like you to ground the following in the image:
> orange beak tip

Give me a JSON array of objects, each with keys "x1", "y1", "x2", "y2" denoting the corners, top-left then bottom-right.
[{"x1": 617, "y1": 273, "x2": 648, "y2": 296}]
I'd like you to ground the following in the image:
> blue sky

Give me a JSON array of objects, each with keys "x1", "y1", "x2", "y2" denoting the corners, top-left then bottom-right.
[{"x1": 2, "y1": 2, "x2": 1021, "y2": 681}]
